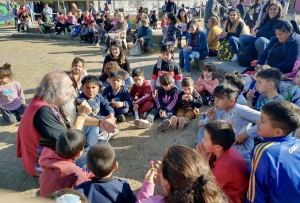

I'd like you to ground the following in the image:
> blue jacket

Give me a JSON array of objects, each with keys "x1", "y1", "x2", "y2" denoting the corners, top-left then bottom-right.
[
  {"x1": 186, "y1": 29, "x2": 209, "y2": 59},
  {"x1": 78, "y1": 93, "x2": 114, "y2": 117},
  {"x1": 76, "y1": 177, "x2": 136, "y2": 203},
  {"x1": 257, "y1": 32, "x2": 300, "y2": 74},
  {"x1": 137, "y1": 26, "x2": 153, "y2": 46},
  {"x1": 102, "y1": 85, "x2": 132, "y2": 108},
  {"x1": 246, "y1": 134, "x2": 300, "y2": 203}
]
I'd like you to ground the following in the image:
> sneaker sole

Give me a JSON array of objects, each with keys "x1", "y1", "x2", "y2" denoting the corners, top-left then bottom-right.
[
  {"x1": 157, "y1": 120, "x2": 171, "y2": 131},
  {"x1": 134, "y1": 120, "x2": 150, "y2": 128},
  {"x1": 178, "y1": 117, "x2": 187, "y2": 130},
  {"x1": 170, "y1": 116, "x2": 177, "y2": 129}
]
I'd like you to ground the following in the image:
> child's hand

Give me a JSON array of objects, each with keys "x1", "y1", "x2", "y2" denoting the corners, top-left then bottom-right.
[
  {"x1": 152, "y1": 89, "x2": 156, "y2": 96},
  {"x1": 198, "y1": 122, "x2": 205, "y2": 129},
  {"x1": 133, "y1": 103, "x2": 139, "y2": 110},
  {"x1": 201, "y1": 81, "x2": 206, "y2": 86},
  {"x1": 206, "y1": 108, "x2": 216, "y2": 121},
  {"x1": 234, "y1": 132, "x2": 249, "y2": 145},
  {"x1": 246, "y1": 90, "x2": 255, "y2": 101},
  {"x1": 195, "y1": 143, "x2": 211, "y2": 161},
  {"x1": 159, "y1": 110, "x2": 166, "y2": 118},
  {"x1": 111, "y1": 100, "x2": 124, "y2": 108},
  {"x1": 144, "y1": 168, "x2": 158, "y2": 183},
  {"x1": 187, "y1": 95, "x2": 193, "y2": 101},
  {"x1": 182, "y1": 94, "x2": 187, "y2": 100},
  {"x1": 23, "y1": 103, "x2": 28, "y2": 108}
]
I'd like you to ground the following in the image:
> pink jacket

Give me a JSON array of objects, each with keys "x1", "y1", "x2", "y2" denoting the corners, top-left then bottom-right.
[
  {"x1": 286, "y1": 58, "x2": 300, "y2": 78},
  {"x1": 136, "y1": 181, "x2": 165, "y2": 203},
  {"x1": 39, "y1": 147, "x2": 92, "y2": 197},
  {"x1": 196, "y1": 77, "x2": 219, "y2": 95}
]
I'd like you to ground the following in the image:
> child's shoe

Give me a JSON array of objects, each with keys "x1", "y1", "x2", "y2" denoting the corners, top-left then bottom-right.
[
  {"x1": 95, "y1": 42, "x2": 100, "y2": 47},
  {"x1": 178, "y1": 117, "x2": 187, "y2": 130},
  {"x1": 116, "y1": 114, "x2": 126, "y2": 122},
  {"x1": 142, "y1": 111, "x2": 149, "y2": 119},
  {"x1": 157, "y1": 119, "x2": 171, "y2": 131},
  {"x1": 170, "y1": 116, "x2": 177, "y2": 129},
  {"x1": 134, "y1": 119, "x2": 151, "y2": 128}
]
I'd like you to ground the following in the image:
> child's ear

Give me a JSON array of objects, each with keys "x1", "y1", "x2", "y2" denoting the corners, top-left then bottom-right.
[
  {"x1": 215, "y1": 144, "x2": 224, "y2": 152},
  {"x1": 229, "y1": 98, "x2": 236, "y2": 105},
  {"x1": 113, "y1": 161, "x2": 119, "y2": 170},
  {"x1": 274, "y1": 128, "x2": 285, "y2": 137}
]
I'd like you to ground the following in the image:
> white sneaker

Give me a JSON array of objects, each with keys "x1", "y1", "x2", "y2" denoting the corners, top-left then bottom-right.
[
  {"x1": 134, "y1": 119, "x2": 151, "y2": 128},
  {"x1": 95, "y1": 43, "x2": 100, "y2": 47},
  {"x1": 231, "y1": 54, "x2": 239, "y2": 62}
]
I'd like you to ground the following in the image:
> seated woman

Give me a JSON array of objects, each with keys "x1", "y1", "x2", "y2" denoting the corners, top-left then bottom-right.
[
  {"x1": 100, "y1": 40, "x2": 134, "y2": 88},
  {"x1": 179, "y1": 20, "x2": 208, "y2": 76},
  {"x1": 176, "y1": 8, "x2": 189, "y2": 49},
  {"x1": 136, "y1": 19, "x2": 153, "y2": 54},
  {"x1": 239, "y1": 2, "x2": 283, "y2": 55},
  {"x1": 219, "y1": 8, "x2": 250, "y2": 62},
  {"x1": 207, "y1": 16, "x2": 222, "y2": 56},
  {"x1": 104, "y1": 12, "x2": 128, "y2": 53}
]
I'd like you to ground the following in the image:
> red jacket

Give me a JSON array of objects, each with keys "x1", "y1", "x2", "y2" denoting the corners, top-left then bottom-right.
[
  {"x1": 84, "y1": 15, "x2": 94, "y2": 25},
  {"x1": 211, "y1": 147, "x2": 250, "y2": 203},
  {"x1": 16, "y1": 97, "x2": 48, "y2": 176},
  {"x1": 130, "y1": 80, "x2": 153, "y2": 105},
  {"x1": 39, "y1": 147, "x2": 92, "y2": 197}
]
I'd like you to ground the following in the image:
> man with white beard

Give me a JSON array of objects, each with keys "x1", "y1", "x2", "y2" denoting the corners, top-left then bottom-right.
[{"x1": 16, "y1": 71, "x2": 117, "y2": 176}]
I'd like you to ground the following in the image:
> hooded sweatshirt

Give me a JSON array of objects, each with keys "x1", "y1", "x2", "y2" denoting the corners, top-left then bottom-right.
[{"x1": 39, "y1": 147, "x2": 92, "y2": 197}]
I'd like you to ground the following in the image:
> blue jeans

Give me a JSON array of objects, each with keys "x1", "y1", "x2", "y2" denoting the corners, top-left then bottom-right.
[
  {"x1": 82, "y1": 126, "x2": 100, "y2": 150},
  {"x1": 205, "y1": 23, "x2": 210, "y2": 36},
  {"x1": 114, "y1": 106, "x2": 129, "y2": 116},
  {"x1": 94, "y1": 35, "x2": 105, "y2": 43},
  {"x1": 228, "y1": 36, "x2": 240, "y2": 54},
  {"x1": 72, "y1": 24, "x2": 82, "y2": 36},
  {"x1": 1, "y1": 104, "x2": 25, "y2": 124},
  {"x1": 239, "y1": 34, "x2": 270, "y2": 56},
  {"x1": 102, "y1": 77, "x2": 134, "y2": 89},
  {"x1": 179, "y1": 49, "x2": 193, "y2": 73},
  {"x1": 176, "y1": 30, "x2": 188, "y2": 42}
]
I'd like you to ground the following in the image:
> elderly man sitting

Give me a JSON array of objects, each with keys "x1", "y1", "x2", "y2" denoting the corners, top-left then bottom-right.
[
  {"x1": 104, "y1": 12, "x2": 128, "y2": 52},
  {"x1": 16, "y1": 71, "x2": 117, "y2": 176}
]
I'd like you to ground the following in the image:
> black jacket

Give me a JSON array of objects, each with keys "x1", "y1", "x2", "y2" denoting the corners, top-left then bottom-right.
[
  {"x1": 177, "y1": 90, "x2": 203, "y2": 109},
  {"x1": 256, "y1": 18, "x2": 282, "y2": 39},
  {"x1": 166, "y1": 1, "x2": 177, "y2": 14}
]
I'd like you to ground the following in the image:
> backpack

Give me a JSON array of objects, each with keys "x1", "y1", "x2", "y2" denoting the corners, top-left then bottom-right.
[
  {"x1": 217, "y1": 40, "x2": 233, "y2": 61},
  {"x1": 237, "y1": 44, "x2": 258, "y2": 67}
]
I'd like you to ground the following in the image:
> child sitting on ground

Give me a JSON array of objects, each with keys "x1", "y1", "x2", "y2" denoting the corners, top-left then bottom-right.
[
  {"x1": 130, "y1": 68, "x2": 154, "y2": 122},
  {"x1": 0, "y1": 63, "x2": 27, "y2": 125},
  {"x1": 170, "y1": 77, "x2": 202, "y2": 130},
  {"x1": 151, "y1": 45, "x2": 182, "y2": 91},
  {"x1": 197, "y1": 83, "x2": 260, "y2": 166},
  {"x1": 136, "y1": 145, "x2": 226, "y2": 203},
  {"x1": 245, "y1": 65, "x2": 271, "y2": 108},
  {"x1": 291, "y1": 67, "x2": 300, "y2": 107},
  {"x1": 247, "y1": 101, "x2": 300, "y2": 202},
  {"x1": 94, "y1": 23, "x2": 107, "y2": 47},
  {"x1": 47, "y1": 188, "x2": 89, "y2": 203},
  {"x1": 196, "y1": 120, "x2": 250, "y2": 203},
  {"x1": 224, "y1": 71, "x2": 247, "y2": 105},
  {"x1": 78, "y1": 75, "x2": 115, "y2": 144},
  {"x1": 39, "y1": 129, "x2": 92, "y2": 197},
  {"x1": 71, "y1": 57, "x2": 88, "y2": 90},
  {"x1": 134, "y1": 73, "x2": 179, "y2": 131},
  {"x1": 254, "y1": 68, "x2": 284, "y2": 111},
  {"x1": 88, "y1": 20, "x2": 99, "y2": 44},
  {"x1": 102, "y1": 70, "x2": 131, "y2": 122},
  {"x1": 80, "y1": 23, "x2": 89, "y2": 43},
  {"x1": 196, "y1": 63, "x2": 219, "y2": 106},
  {"x1": 76, "y1": 142, "x2": 136, "y2": 203}
]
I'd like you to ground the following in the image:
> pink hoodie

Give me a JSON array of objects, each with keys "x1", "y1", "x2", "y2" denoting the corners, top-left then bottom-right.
[
  {"x1": 38, "y1": 147, "x2": 92, "y2": 197},
  {"x1": 136, "y1": 181, "x2": 165, "y2": 203}
]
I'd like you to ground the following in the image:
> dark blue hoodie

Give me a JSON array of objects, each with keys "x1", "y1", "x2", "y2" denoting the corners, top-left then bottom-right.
[{"x1": 257, "y1": 32, "x2": 300, "y2": 74}]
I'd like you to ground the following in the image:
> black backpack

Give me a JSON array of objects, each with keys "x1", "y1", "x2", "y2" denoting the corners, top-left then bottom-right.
[{"x1": 237, "y1": 44, "x2": 258, "y2": 67}]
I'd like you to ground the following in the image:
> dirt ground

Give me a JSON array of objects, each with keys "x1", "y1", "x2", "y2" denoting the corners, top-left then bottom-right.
[{"x1": 0, "y1": 34, "x2": 234, "y2": 199}]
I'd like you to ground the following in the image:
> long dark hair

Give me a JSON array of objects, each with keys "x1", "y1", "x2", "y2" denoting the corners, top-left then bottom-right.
[
  {"x1": 162, "y1": 146, "x2": 226, "y2": 203},
  {"x1": 260, "y1": 2, "x2": 283, "y2": 25},
  {"x1": 275, "y1": 20, "x2": 300, "y2": 35},
  {"x1": 109, "y1": 40, "x2": 126, "y2": 65},
  {"x1": 176, "y1": 8, "x2": 187, "y2": 22}
]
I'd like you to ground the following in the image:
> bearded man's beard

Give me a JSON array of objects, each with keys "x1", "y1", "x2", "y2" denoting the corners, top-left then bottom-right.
[{"x1": 60, "y1": 93, "x2": 76, "y2": 125}]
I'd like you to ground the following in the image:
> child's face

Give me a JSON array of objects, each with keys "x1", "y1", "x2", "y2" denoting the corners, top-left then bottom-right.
[
  {"x1": 203, "y1": 69, "x2": 213, "y2": 79},
  {"x1": 202, "y1": 130, "x2": 217, "y2": 153},
  {"x1": 255, "y1": 77, "x2": 271, "y2": 94},
  {"x1": 214, "y1": 96, "x2": 232, "y2": 111},
  {"x1": 254, "y1": 67, "x2": 262, "y2": 80},
  {"x1": 72, "y1": 62, "x2": 83, "y2": 74},
  {"x1": 189, "y1": 24, "x2": 197, "y2": 33},
  {"x1": 160, "y1": 172, "x2": 170, "y2": 195},
  {"x1": 183, "y1": 86, "x2": 194, "y2": 95},
  {"x1": 111, "y1": 77, "x2": 123, "y2": 90},
  {"x1": 256, "y1": 111, "x2": 278, "y2": 138},
  {"x1": 161, "y1": 51, "x2": 173, "y2": 62},
  {"x1": 83, "y1": 82, "x2": 99, "y2": 99},
  {"x1": 207, "y1": 19, "x2": 214, "y2": 29},
  {"x1": 162, "y1": 84, "x2": 172, "y2": 91},
  {"x1": 295, "y1": 71, "x2": 300, "y2": 87},
  {"x1": 133, "y1": 76, "x2": 144, "y2": 86},
  {"x1": 91, "y1": 22, "x2": 96, "y2": 26},
  {"x1": 111, "y1": 46, "x2": 120, "y2": 57},
  {"x1": 0, "y1": 76, "x2": 11, "y2": 85}
]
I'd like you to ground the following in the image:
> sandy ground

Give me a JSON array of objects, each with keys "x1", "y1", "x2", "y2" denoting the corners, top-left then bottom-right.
[{"x1": 0, "y1": 32, "x2": 243, "y2": 199}]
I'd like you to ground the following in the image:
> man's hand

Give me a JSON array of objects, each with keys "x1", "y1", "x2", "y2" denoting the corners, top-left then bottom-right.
[
  {"x1": 138, "y1": 37, "x2": 144, "y2": 41},
  {"x1": 99, "y1": 115, "x2": 117, "y2": 133},
  {"x1": 185, "y1": 46, "x2": 192, "y2": 50},
  {"x1": 77, "y1": 100, "x2": 92, "y2": 115},
  {"x1": 206, "y1": 108, "x2": 216, "y2": 121},
  {"x1": 235, "y1": 132, "x2": 249, "y2": 145}
]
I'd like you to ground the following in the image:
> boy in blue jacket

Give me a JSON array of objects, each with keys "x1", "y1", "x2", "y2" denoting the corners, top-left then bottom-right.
[
  {"x1": 102, "y1": 70, "x2": 132, "y2": 122},
  {"x1": 179, "y1": 20, "x2": 208, "y2": 76},
  {"x1": 246, "y1": 100, "x2": 300, "y2": 203}
]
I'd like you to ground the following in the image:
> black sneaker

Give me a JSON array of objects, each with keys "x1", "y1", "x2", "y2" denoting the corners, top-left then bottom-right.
[
  {"x1": 157, "y1": 119, "x2": 171, "y2": 131},
  {"x1": 116, "y1": 114, "x2": 126, "y2": 122}
]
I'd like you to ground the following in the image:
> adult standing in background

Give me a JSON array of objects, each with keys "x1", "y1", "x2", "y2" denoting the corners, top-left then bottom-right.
[
  {"x1": 250, "y1": 0, "x2": 262, "y2": 23},
  {"x1": 204, "y1": 0, "x2": 219, "y2": 36},
  {"x1": 104, "y1": 3, "x2": 110, "y2": 14},
  {"x1": 42, "y1": 4, "x2": 53, "y2": 21},
  {"x1": 162, "y1": 1, "x2": 167, "y2": 15},
  {"x1": 89, "y1": 2, "x2": 97, "y2": 17},
  {"x1": 218, "y1": 0, "x2": 229, "y2": 27},
  {"x1": 166, "y1": 0, "x2": 177, "y2": 14},
  {"x1": 70, "y1": 3, "x2": 78, "y2": 17},
  {"x1": 237, "y1": 0, "x2": 246, "y2": 20}
]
